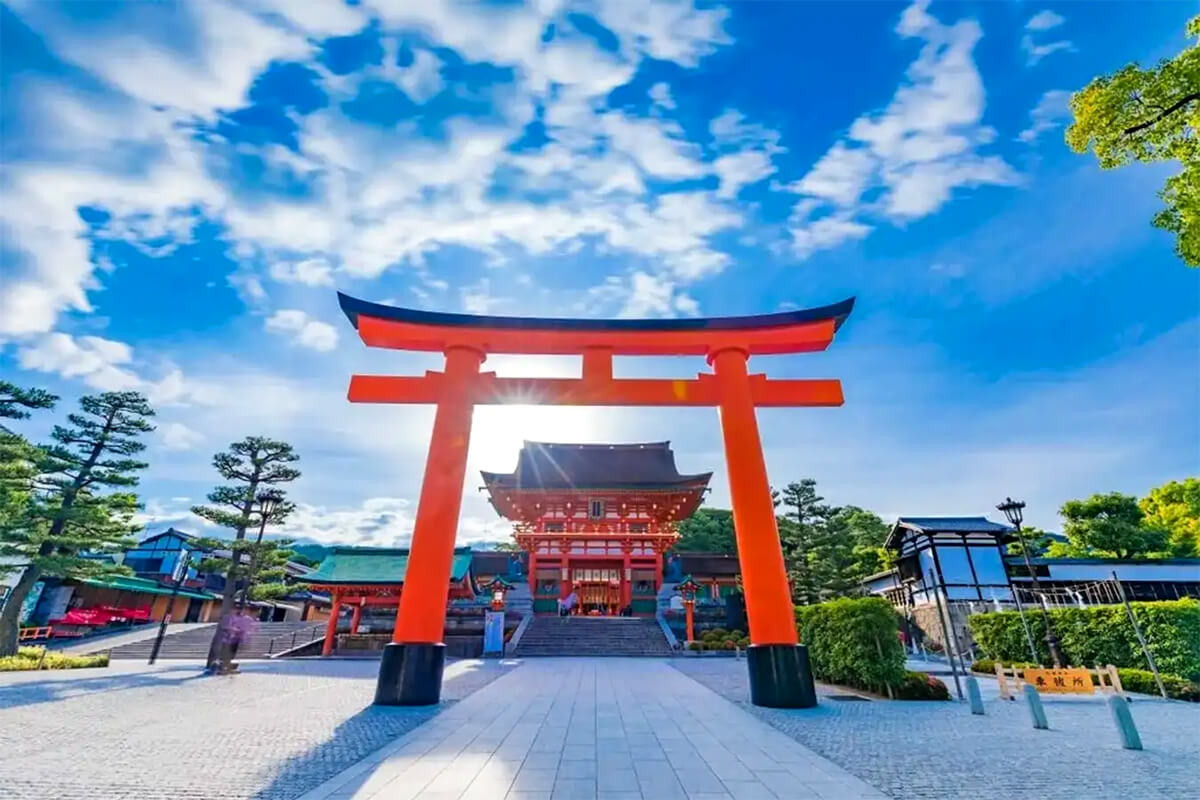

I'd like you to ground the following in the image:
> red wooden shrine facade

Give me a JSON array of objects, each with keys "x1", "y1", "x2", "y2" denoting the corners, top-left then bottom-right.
[{"x1": 482, "y1": 441, "x2": 709, "y2": 615}]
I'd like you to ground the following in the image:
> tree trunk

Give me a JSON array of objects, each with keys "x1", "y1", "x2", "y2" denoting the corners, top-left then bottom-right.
[{"x1": 0, "y1": 564, "x2": 42, "y2": 657}]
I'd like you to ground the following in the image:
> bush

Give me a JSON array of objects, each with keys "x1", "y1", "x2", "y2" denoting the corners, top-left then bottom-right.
[
  {"x1": 968, "y1": 599, "x2": 1200, "y2": 679},
  {"x1": 894, "y1": 671, "x2": 950, "y2": 700},
  {"x1": 737, "y1": 637, "x2": 751, "y2": 648},
  {"x1": 721, "y1": 640, "x2": 736, "y2": 651},
  {"x1": 796, "y1": 596, "x2": 906, "y2": 694},
  {"x1": 702, "y1": 628, "x2": 727, "y2": 642},
  {"x1": 1117, "y1": 668, "x2": 1200, "y2": 702},
  {"x1": 0, "y1": 647, "x2": 110, "y2": 672},
  {"x1": 686, "y1": 641, "x2": 704, "y2": 651}
]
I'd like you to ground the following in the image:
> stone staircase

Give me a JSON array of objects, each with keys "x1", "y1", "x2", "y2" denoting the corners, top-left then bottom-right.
[
  {"x1": 104, "y1": 621, "x2": 324, "y2": 660},
  {"x1": 513, "y1": 616, "x2": 673, "y2": 657}
]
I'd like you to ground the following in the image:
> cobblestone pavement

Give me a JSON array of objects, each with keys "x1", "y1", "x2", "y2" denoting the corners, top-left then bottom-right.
[
  {"x1": 298, "y1": 657, "x2": 884, "y2": 799},
  {"x1": 0, "y1": 657, "x2": 511, "y2": 800},
  {"x1": 672, "y1": 659, "x2": 1200, "y2": 800}
]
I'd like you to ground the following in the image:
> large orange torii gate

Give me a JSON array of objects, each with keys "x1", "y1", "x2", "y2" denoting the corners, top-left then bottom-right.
[{"x1": 337, "y1": 291, "x2": 854, "y2": 708}]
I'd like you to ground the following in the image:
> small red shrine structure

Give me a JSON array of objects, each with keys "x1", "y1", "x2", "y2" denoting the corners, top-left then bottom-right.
[{"x1": 482, "y1": 441, "x2": 710, "y2": 616}]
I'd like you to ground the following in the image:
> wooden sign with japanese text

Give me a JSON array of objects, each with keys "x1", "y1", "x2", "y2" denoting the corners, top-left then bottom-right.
[{"x1": 1025, "y1": 668, "x2": 1095, "y2": 694}]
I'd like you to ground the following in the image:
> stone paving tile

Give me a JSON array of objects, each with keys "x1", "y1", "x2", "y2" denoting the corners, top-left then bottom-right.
[
  {"x1": 0, "y1": 658, "x2": 511, "y2": 800},
  {"x1": 673, "y1": 657, "x2": 1200, "y2": 800}
]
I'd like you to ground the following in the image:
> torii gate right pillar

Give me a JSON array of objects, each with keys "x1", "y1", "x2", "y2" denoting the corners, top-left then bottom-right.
[{"x1": 711, "y1": 347, "x2": 816, "y2": 708}]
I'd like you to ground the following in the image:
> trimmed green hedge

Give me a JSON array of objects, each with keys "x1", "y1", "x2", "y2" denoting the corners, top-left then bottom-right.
[
  {"x1": 796, "y1": 597, "x2": 906, "y2": 694},
  {"x1": 967, "y1": 599, "x2": 1200, "y2": 679},
  {"x1": 0, "y1": 647, "x2": 110, "y2": 672}
]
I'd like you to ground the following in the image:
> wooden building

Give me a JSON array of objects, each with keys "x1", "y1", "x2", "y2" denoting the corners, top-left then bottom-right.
[{"x1": 482, "y1": 441, "x2": 711, "y2": 615}]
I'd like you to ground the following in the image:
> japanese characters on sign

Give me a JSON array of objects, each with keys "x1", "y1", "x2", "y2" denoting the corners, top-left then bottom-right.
[{"x1": 1025, "y1": 668, "x2": 1095, "y2": 694}]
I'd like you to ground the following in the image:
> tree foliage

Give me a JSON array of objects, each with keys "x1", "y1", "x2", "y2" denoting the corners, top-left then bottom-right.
[
  {"x1": 192, "y1": 436, "x2": 299, "y2": 669},
  {"x1": 1059, "y1": 491, "x2": 1168, "y2": 559},
  {"x1": 1066, "y1": 16, "x2": 1200, "y2": 266},
  {"x1": 674, "y1": 507, "x2": 737, "y2": 554},
  {"x1": 0, "y1": 392, "x2": 153, "y2": 656},
  {"x1": 779, "y1": 479, "x2": 830, "y2": 605},
  {"x1": 1139, "y1": 478, "x2": 1200, "y2": 557}
]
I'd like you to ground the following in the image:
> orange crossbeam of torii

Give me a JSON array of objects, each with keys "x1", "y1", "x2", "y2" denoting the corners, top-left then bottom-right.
[{"x1": 337, "y1": 291, "x2": 854, "y2": 709}]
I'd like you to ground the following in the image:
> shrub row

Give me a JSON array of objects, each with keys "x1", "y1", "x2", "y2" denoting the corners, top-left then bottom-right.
[
  {"x1": 686, "y1": 628, "x2": 750, "y2": 651},
  {"x1": 796, "y1": 597, "x2": 912, "y2": 696},
  {"x1": 0, "y1": 647, "x2": 110, "y2": 672},
  {"x1": 967, "y1": 599, "x2": 1200, "y2": 680},
  {"x1": 969, "y1": 659, "x2": 1200, "y2": 703}
]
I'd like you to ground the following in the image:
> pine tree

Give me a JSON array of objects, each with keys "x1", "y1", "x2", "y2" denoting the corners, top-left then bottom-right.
[
  {"x1": 192, "y1": 437, "x2": 300, "y2": 670},
  {"x1": 779, "y1": 479, "x2": 832, "y2": 605},
  {"x1": 0, "y1": 391, "x2": 153, "y2": 656}
]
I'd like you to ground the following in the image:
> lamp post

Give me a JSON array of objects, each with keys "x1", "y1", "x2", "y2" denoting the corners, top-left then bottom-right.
[
  {"x1": 997, "y1": 497, "x2": 1066, "y2": 668},
  {"x1": 678, "y1": 576, "x2": 700, "y2": 645},
  {"x1": 149, "y1": 549, "x2": 190, "y2": 665},
  {"x1": 238, "y1": 491, "x2": 283, "y2": 612}
]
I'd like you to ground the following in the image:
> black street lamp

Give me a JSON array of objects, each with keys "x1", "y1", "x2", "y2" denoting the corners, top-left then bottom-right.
[{"x1": 997, "y1": 497, "x2": 1066, "y2": 668}]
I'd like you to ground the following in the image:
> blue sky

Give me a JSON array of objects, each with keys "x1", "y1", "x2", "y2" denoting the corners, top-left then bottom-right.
[{"x1": 2, "y1": 0, "x2": 1197, "y2": 546}]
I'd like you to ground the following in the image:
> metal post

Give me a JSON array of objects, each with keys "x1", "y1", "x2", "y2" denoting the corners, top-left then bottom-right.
[
  {"x1": 1108, "y1": 695, "x2": 1143, "y2": 750},
  {"x1": 1023, "y1": 683, "x2": 1049, "y2": 729},
  {"x1": 966, "y1": 676, "x2": 985, "y2": 715},
  {"x1": 931, "y1": 585, "x2": 963, "y2": 700},
  {"x1": 1113, "y1": 571, "x2": 1167, "y2": 700},
  {"x1": 1010, "y1": 588, "x2": 1040, "y2": 663},
  {"x1": 149, "y1": 551, "x2": 190, "y2": 665}
]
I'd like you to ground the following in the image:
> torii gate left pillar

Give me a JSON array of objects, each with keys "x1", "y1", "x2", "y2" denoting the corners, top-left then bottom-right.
[{"x1": 337, "y1": 292, "x2": 854, "y2": 708}]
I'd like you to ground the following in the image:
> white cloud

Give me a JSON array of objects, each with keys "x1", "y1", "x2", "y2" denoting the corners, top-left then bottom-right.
[
  {"x1": 268, "y1": 258, "x2": 336, "y2": 287},
  {"x1": 788, "y1": 212, "x2": 873, "y2": 260},
  {"x1": 1025, "y1": 10, "x2": 1065, "y2": 32},
  {"x1": 586, "y1": 271, "x2": 701, "y2": 319},
  {"x1": 1018, "y1": 89, "x2": 1072, "y2": 143},
  {"x1": 784, "y1": 0, "x2": 1018, "y2": 256},
  {"x1": 17, "y1": 333, "x2": 142, "y2": 391},
  {"x1": 649, "y1": 82, "x2": 676, "y2": 109},
  {"x1": 601, "y1": 114, "x2": 707, "y2": 179},
  {"x1": 159, "y1": 421, "x2": 204, "y2": 451},
  {"x1": 1021, "y1": 10, "x2": 1073, "y2": 66},
  {"x1": 708, "y1": 109, "x2": 783, "y2": 198},
  {"x1": 789, "y1": 143, "x2": 875, "y2": 207},
  {"x1": 265, "y1": 310, "x2": 340, "y2": 352},
  {"x1": 397, "y1": 48, "x2": 444, "y2": 103}
]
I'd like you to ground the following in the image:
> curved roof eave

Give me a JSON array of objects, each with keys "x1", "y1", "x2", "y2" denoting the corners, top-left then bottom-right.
[{"x1": 338, "y1": 292, "x2": 855, "y2": 333}]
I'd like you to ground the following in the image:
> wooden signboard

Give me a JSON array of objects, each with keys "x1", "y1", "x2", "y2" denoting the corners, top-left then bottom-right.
[{"x1": 1024, "y1": 668, "x2": 1095, "y2": 694}]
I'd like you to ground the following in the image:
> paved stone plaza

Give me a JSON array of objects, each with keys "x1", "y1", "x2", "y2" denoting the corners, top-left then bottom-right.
[
  {"x1": 2, "y1": 656, "x2": 1197, "y2": 800},
  {"x1": 674, "y1": 658, "x2": 1200, "y2": 800}
]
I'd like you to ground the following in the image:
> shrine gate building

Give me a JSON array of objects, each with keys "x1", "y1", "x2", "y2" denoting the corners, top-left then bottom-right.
[{"x1": 482, "y1": 441, "x2": 710, "y2": 617}]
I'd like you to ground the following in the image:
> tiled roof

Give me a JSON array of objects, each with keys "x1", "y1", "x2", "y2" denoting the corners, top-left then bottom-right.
[
  {"x1": 306, "y1": 546, "x2": 474, "y2": 585},
  {"x1": 896, "y1": 516, "x2": 1012, "y2": 533},
  {"x1": 79, "y1": 574, "x2": 216, "y2": 600},
  {"x1": 482, "y1": 441, "x2": 711, "y2": 491}
]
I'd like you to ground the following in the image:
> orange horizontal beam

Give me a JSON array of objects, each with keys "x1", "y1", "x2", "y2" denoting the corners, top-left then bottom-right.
[
  {"x1": 356, "y1": 314, "x2": 837, "y2": 356},
  {"x1": 347, "y1": 373, "x2": 844, "y2": 407}
]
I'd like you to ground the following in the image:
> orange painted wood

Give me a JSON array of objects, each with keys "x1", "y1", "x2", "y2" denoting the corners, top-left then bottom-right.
[
  {"x1": 392, "y1": 346, "x2": 484, "y2": 644},
  {"x1": 356, "y1": 314, "x2": 836, "y2": 356},
  {"x1": 348, "y1": 373, "x2": 844, "y2": 408},
  {"x1": 711, "y1": 348, "x2": 799, "y2": 646}
]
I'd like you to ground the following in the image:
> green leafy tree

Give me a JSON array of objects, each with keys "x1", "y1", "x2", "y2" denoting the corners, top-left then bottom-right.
[
  {"x1": 1140, "y1": 478, "x2": 1200, "y2": 557},
  {"x1": 1059, "y1": 492, "x2": 1169, "y2": 559},
  {"x1": 0, "y1": 392, "x2": 153, "y2": 656},
  {"x1": 674, "y1": 507, "x2": 737, "y2": 554},
  {"x1": 192, "y1": 436, "x2": 299, "y2": 670},
  {"x1": 0, "y1": 383, "x2": 58, "y2": 537},
  {"x1": 1006, "y1": 526, "x2": 1058, "y2": 557},
  {"x1": 780, "y1": 479, "x2": 833, "y2": 605},
  {"x1": 1066, "y1": 16, "x2": 1200, "y2": 266}
]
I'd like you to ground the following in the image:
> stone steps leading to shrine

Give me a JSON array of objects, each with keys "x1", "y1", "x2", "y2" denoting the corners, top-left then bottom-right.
[
  {"x1": 513, "y1": 615, "x2": 674, "y2": 657},
  {"x1": 103, "y1": 621, "x2": 324, "y2": 659}
]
